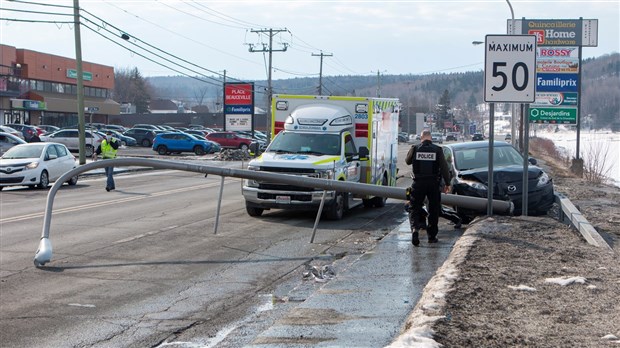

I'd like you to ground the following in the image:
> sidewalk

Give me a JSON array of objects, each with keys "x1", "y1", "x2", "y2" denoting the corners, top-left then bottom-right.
[{"x1": 248, "y1": 221, "x2": 463, "y2": 347}]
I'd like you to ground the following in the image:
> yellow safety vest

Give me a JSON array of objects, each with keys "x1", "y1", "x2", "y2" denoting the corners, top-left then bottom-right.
[{"x1": 101, "y1": 139, "x2": 118, "y2": 159}]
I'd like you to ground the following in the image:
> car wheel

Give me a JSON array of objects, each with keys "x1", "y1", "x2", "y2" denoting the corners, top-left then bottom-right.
[
  {"x1": 38, "y1": 170, "x2": 49, "y2": 189},
  {"x1": 157, "y1": 145, "x2": 168, "y2": 155},
  {"x1": 121, "y1": 140, "x2": 127, "y2": 146},
  {"x1": 0, "y1": 187, "x2": 3, "y2": 191},
  {"x1": 142, "y1": 139, "x2": 151, "y2": 147},
  {"x1": 84, "y1": 145, "x2": 94, "y2": 157},
  {"x1": 194, "y1": 146, "x2": 205, "y2": 156},
  {"x1": 362, "y1": 198, "x2": 374, "y2": 208},
  {"x1": 246, "y1": 204, "x2": 264, "y2": 217},
  {"x1": 239, "y1": 143, "x2": 249, "y2": 151},
  {"x1": 325, "y1": 191, "x2": 345, "y2": 220},
  {"x1": 68, "y1": 175, "x2": 78, "y2": 185}
]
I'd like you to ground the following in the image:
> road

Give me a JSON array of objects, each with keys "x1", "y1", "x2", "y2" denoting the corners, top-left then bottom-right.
[{"x1": 0, "y1": 143, "x2": 454, "y2": 347}]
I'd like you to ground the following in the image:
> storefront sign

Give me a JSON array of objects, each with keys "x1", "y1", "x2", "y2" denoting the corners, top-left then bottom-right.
[
  {"x1": 66, "y1": 69, "x2": 93, "y2": 81},
  {"x1": 11, "y1": 99, "x2": 47, "y2": 110},
  {"x1": 532, "y1": 92, "x2": 578, "y2": 107},
  {"x1": 224, "y1": 82, "x2": 254, "y2": 131},
  {"x1": 509, "y1": 19, "x2": 598, "y2": 47},
  {"x1": 536, "y1": 73, "x2": 578, "y2": 92},
  {"x1": 529, "y1": 107, "x2": 577, "y2": 124},
  {"x1": 225, "y1": 114, "x2": 252, "y2": 131}
]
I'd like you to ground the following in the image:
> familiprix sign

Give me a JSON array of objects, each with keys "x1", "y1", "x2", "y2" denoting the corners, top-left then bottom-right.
[{"x1": 536, "y1": 73, "x2": 578, "y2": 92}]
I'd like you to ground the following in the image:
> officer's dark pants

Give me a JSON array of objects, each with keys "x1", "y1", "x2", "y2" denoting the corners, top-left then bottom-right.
[{"x1": 409, "y1": 178, "x2": 441, "y2": 239}]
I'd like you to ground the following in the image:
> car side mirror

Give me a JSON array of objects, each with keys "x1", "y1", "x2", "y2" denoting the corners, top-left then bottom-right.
[
  {"x1": 47, "y1": 154, "x2": 57, "y2": 161},
  {"x1": 528, "y1": 157, "x2": 537, "y2": 165},
  {"x1": 358, "y1": 146, "x2": 369, "y2": 161}
]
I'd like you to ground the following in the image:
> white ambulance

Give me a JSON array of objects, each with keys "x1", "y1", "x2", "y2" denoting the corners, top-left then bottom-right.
[{"x1": 242, "y1": 94, "x2": 400, "y2": 220}]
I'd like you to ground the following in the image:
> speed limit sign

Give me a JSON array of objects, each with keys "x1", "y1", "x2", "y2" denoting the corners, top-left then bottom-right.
[{"x1": 484, "y1": 35, "x2": 536, "y2": 103}]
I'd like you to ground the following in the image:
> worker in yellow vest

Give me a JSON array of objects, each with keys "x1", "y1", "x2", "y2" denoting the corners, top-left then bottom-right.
[{"x1": 92, "y1": 130, "x2": 119, "y2": 192}]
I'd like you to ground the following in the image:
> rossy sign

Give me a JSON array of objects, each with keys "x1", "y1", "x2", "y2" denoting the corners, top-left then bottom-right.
[{"x1": 224, "y1": 82, "x2": 254, "y2": 131}]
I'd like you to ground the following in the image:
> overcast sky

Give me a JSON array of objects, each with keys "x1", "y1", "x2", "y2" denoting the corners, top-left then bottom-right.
[{"x1": 1, "y1": 0, "x2": 618, "y2": 85}]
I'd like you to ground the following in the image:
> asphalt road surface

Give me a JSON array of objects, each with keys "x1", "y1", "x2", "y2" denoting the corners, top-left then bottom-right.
[{"x1": 0, "y1": 143, "x2": 457, "y2": 347}]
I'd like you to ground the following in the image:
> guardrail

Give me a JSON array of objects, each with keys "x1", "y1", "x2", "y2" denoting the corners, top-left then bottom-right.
[
  {"x1": 33, "y1": 158, "x2": 514, "y2": 267},
  {"x1": 555, "y1": 193, "x2": 612, "y2": 251}
]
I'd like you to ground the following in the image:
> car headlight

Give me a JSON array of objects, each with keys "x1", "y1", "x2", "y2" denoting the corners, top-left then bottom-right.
[
  {"x1": 459, "y1": 179, "x2": 487, "y2": 191},
  {"x1": 25, "y1": 161, "x2": 40, "y2": 170},
  {"x1": 247, "y1": 165, "x2": 259, "y2": 171},
  {"x1": 317, "y1": 169, "x2": 334, "y2": 179},
  {"x1": 536, "y1": 172, "x2": 550, "y2": 187}
]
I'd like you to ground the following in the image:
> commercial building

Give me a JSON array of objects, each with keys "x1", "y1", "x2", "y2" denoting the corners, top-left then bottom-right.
[{"x1": 0, "y1": 44, "x2": 119, "y2": 127}]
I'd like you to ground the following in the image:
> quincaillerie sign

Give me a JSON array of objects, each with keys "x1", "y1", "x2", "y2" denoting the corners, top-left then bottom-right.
[{"x1": 509, "y1": 19, "x2": 598, "y2": 47}]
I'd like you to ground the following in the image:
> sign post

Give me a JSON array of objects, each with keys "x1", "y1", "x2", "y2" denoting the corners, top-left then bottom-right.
[{"x1": 484, "y1": 34, "x2": 536, "y2": 216}]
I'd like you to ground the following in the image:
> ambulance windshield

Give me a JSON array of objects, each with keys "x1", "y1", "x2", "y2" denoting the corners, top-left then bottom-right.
[{"x1": 268, "y1": 132, "x2": 341, "y2": 156}]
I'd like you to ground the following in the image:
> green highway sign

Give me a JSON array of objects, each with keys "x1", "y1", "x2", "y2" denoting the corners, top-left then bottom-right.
[{"x1": 529, "y1": 107, "x2": 577, "y2": 124}]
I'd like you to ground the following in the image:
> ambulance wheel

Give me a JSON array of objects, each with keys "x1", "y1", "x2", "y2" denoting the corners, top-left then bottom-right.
[
  {"x1": 371, "y1": 175, "x2": 388, "y2": 207},
  {"x1": 246, "y1": 204, "x2": 264, "y2": 217},
  {"x1": 362, "y1": 199, "x2": 374, "y2": 208},
  {"x1": 325, "y1": 192, "x2": 345, "y2": 220}
]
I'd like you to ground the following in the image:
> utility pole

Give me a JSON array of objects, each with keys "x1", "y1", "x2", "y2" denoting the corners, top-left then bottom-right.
[
  {"x1": 311, "y1": 51, "x2": 332, "y2": 95},
  {"x1": 73, "y1": 0, "x2": 86, "y2": 164},
  {"x1": 248, "y1": 28, "x2": 288, "y2": 139},
  {"x1": 372, "y1": 69, "x2": 386, "y2": 97}
]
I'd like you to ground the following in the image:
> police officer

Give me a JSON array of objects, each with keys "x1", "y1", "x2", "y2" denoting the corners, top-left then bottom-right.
[
  {"x1": 93, "y1": 130, "x2": 119, "y2": 192},
  {"x1": 405, "y1": 130, "x2": 451, "y2": 246}
]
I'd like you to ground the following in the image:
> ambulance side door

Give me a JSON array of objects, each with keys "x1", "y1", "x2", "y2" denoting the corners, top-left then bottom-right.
[{"x1": 343, "y1": 132, "x2": 361, "y2": 183}]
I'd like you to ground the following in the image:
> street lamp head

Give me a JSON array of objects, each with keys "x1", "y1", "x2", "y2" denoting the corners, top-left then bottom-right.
[{"x1": 472, "y1": 41, "x2": 484, "y2": 46}]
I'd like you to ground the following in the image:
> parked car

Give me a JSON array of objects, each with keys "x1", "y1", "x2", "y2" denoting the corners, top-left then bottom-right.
[
  {"x1": 104, "y1": 124, "x2": 127, "y2": 133},
  {"x1": 0, "y1": 132, "x2": 27, "y2": 156},
  {"x1": 37, "y1": 125, "x2": 60, "y2": 134},
  {"x1": 504, "y1": 133, "x2": 512, "y2": 141},
  {"x1": 40, "y1": 129, "x2": 104, "y2": 157},
  {"x1": 398, "y1": 133, "x2": 408, "y2": 143},
  {"x1": 100, "y1": 129, "x2": 137, "y2": 146},
  {"x1": 0, "y1": 142, "x2": 78, "y2": 190},
  {"x1": 4, "y1": 124, "x2": 40, "y2": 142},
  {"x1": 206, "y1": 131, "x2": 253, "y2": 150},
  {"x1": 123, "y1": 128, "x2": 157, "y2": 147},
  {"x1": 471, "y1": 133, "x2": 485, "y2": 141},
  {"x1": 0, "y1": 125, "x2": 25, "y2": 140},
  {"x1": 431, "y1": 132, "x2": 444, "y2": 144},
  {"x1": 132, "y1": 124, "x2": 162, "y2": 131},
  {"x1": 446, "y1": 133, "x2": 458, "y2": 142},
  {"x1": 442, "y1": 140, "x2": 554, "y2": 221},
  {"x1": 185, "y1": 133, "x2": 221, "y2": 153},
  {"x1": 152, "y1": 132, "x2": 212, "y2": 155}
]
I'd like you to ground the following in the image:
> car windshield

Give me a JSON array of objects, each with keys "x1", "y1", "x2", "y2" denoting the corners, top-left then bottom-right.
[
  {"x1": 454, "y1": 145, "x2": 523, "y2": 170},
  {"x1": 267, "y1": 132, "x2": 340, "y2": 156},
  {"x1": 2, "y1": 145, "x2": 44, "y2": 159}
]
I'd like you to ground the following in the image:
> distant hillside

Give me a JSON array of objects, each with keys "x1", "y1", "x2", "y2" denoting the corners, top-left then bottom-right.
[{"x1": 147, "y1": 53, "x2": 619, "y2": 129}]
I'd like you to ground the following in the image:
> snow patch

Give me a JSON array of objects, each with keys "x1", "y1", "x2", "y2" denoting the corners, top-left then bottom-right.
[
  {"x1": 545, "y1": 276, "x2": 587, "y2": 286},
  {"x1": 508, "y1": 284, "x2": 537, "y2": 292}
]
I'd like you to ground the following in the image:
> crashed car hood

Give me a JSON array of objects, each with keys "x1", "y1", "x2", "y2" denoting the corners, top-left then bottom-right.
[{"x1": 458, "y1": 165, "x2": 544, "y2": 183}]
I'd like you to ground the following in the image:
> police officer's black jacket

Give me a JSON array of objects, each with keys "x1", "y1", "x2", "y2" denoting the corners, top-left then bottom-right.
[{"x1": 405, "y1": 140, "x2": 451, "y2": 184}]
